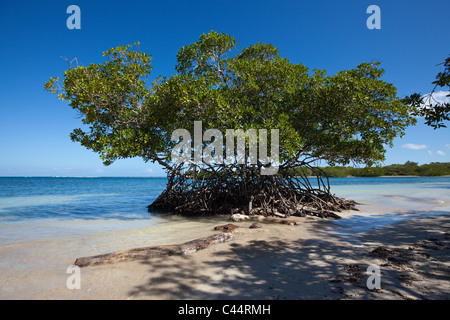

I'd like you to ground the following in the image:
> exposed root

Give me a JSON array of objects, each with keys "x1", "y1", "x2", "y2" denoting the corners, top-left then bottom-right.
[{"x1": 148, "y1": 163, "x2": 358, "y2": 219}]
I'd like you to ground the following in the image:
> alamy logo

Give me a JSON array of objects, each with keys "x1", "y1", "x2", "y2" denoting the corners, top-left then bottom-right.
[
  {"x1": 171, "y1": 121, "x2": 279, "y2": 175},
  {"x1": 366, "y1": 5, "x2": 381, "y2": 30},
  {"x1": 366, "y1": 265, "x2": 381, "y2": 290},
  {"x1": 66, "y1": 5, "x2": 81, "y2": 30},
  {"x1": 66, "y1": 265, "x2": 81, "y2": 289}
]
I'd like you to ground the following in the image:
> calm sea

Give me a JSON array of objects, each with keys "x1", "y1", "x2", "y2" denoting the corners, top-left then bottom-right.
[
  {"x1": 1, "y1": 176, "x2": 449, "y2": 222},
  {"x1": 0, "y1": 177, "x2": 167, "y2": 222},
  {"x1": 0, "y1": 176, "x2": 449, "y2": 245}
]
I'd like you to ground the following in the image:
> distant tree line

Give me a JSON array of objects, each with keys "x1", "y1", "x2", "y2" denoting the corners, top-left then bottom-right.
[{"x1": 292, "y1": 161, "x2": 450, "y2": 177}]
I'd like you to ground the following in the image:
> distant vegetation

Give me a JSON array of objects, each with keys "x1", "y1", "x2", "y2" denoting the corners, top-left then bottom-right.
[{"x1": 292, "y1": 162, "x2": 450, "y2": 177}]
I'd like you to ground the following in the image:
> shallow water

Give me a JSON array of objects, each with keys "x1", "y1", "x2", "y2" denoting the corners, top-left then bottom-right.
[
  {"x1": 0, "y1": 176, "x2": 449, "y2": 298},
  {"x1": 1, "y1": 176, "x2": 449, "y2": 245},
  {"x1": 326, "y1": 177, "x2": 450, "y2": 243}
]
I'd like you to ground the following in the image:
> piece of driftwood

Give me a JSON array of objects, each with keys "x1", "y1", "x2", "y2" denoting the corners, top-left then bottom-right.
[
  {"x1": 230, "y1": 213, "x2": 297, "y2": 225},
  {"x1": 214, "y1": 224, "x2": 240, "y2": 233},
  {"x1": 74, "y1": 233, "x2": 234, "y2": 267},
  {"x1": 249, "y1": 223, "x2": 262, "y2": 229}
]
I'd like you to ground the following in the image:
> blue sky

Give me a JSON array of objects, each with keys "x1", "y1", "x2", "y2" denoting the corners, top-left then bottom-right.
[{"x1": 0, "y1": 0, "x2": 449, "y2": 177}]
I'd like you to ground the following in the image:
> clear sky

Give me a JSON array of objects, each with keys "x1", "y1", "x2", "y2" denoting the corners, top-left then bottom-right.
[{"x1": 0, "y1": 0, "x2": 449, "y2": 177}]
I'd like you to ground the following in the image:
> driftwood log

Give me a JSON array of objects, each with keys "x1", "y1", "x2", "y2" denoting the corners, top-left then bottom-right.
[
  {"x1": 214, "y1": 224, "x2": 240, "y2": 233},
  {"x1": 74, "y1": 233, "x2": 234, "y2": 267}
]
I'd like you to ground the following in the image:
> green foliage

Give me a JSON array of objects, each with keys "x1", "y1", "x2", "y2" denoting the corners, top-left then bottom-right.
[
  {"x1": 44, "y1": 42, "x2": 156, "y2": 165},
  {"x1": 416, "y1": 162, "x2": 450, "y2": 176},
  {"x1": 320, "y1": 166, "x2": 352, "y2": 178},
  {"x1": 311, "y1": 161, "x2": 450, "y2": 177},
  {"x1": 383, "y1": 161, "x2": 418, "y2": 176},
  {"x1": 404, "y1": 54, "x2": 450, "y2": 129},
  {"x1": 45, "y1": 31, "x2": 415, "y2": 169},
  {"x1": 350, "y1": 166, "x2": 385, "y2": 177}
]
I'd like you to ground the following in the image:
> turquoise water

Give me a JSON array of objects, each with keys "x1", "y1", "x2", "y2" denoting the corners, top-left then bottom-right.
[
  {"x1": 325, "y1": 176, "x2": 450, "y2": 243},
  {"x1": 0, "y1": 177, "x2": 226, "y2": 246},
  {"x1": 1, "y1": 176, "x2": 449, "y2": 222},
  {"x1": 0, "y1": 177, "x2": 167, "y2": 222},
  {"x1": 0, "y1": 176, "x2": 449, "y2": 245}
]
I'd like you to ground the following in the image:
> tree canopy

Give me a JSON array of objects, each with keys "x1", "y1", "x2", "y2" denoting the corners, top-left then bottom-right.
[
  {"x1": 46, "y1": 31, "x2": 415, "y2": 170},
  {"x1": 45, "y1": 31, "x2": 416, "y2": 217}
]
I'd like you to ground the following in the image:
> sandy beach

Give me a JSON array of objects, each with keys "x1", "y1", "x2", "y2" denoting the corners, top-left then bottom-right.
[{"x1": 1, "y1": 211, "x2": 448, "y2": 300}]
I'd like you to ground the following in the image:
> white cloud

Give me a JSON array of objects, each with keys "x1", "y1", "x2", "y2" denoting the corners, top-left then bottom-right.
[
  {"x1": 402, "y1": 143, "x2": 427, "y2": 150},
  {"x1": 446, "y1": 144, "x2": 450, "y2": 150},
  {"x1": 412, "y1": 91, "x2": 450, "y2": 118},
  {"x1": 430, "y1": 91, "x2": 450, "y2": 104},
  {"x1": 428, "y1": 150, "x2": 446, "y2": 156},
  {"x1": 420, "y1": 90, "x2": 450, "y2": 108}
]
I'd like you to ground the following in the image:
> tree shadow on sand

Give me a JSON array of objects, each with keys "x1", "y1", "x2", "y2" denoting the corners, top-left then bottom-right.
[{"x1": 127, "y1": 213, "x2": 450, "y2": 300}]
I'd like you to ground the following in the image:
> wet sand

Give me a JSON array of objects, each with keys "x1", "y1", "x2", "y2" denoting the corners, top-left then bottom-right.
[{"x1": 1, "y1": 211, "x2": 448, "y2": 300}]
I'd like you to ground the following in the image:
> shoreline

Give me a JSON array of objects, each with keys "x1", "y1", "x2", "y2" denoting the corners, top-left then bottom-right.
[
  {"x1": 1, "y1": 176, "x2": 449, "y2": 300},
  {"x1": 74, "y1": 212, "x2": 450, "y2": 300},
  {"x1": 1, "y1": 211, "x2": 448, "y2": 300}
]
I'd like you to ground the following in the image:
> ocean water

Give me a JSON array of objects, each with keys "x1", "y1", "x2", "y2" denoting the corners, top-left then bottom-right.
[
  {"x1": 0, "y1": 177, "x2": 231, "y2": 246},
  {"x1": 0, "y1": 176, "x2": 449, "y2": 244},
  {"x1": 0, "y1": 177, "x2": 166, "y2": 222}
]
